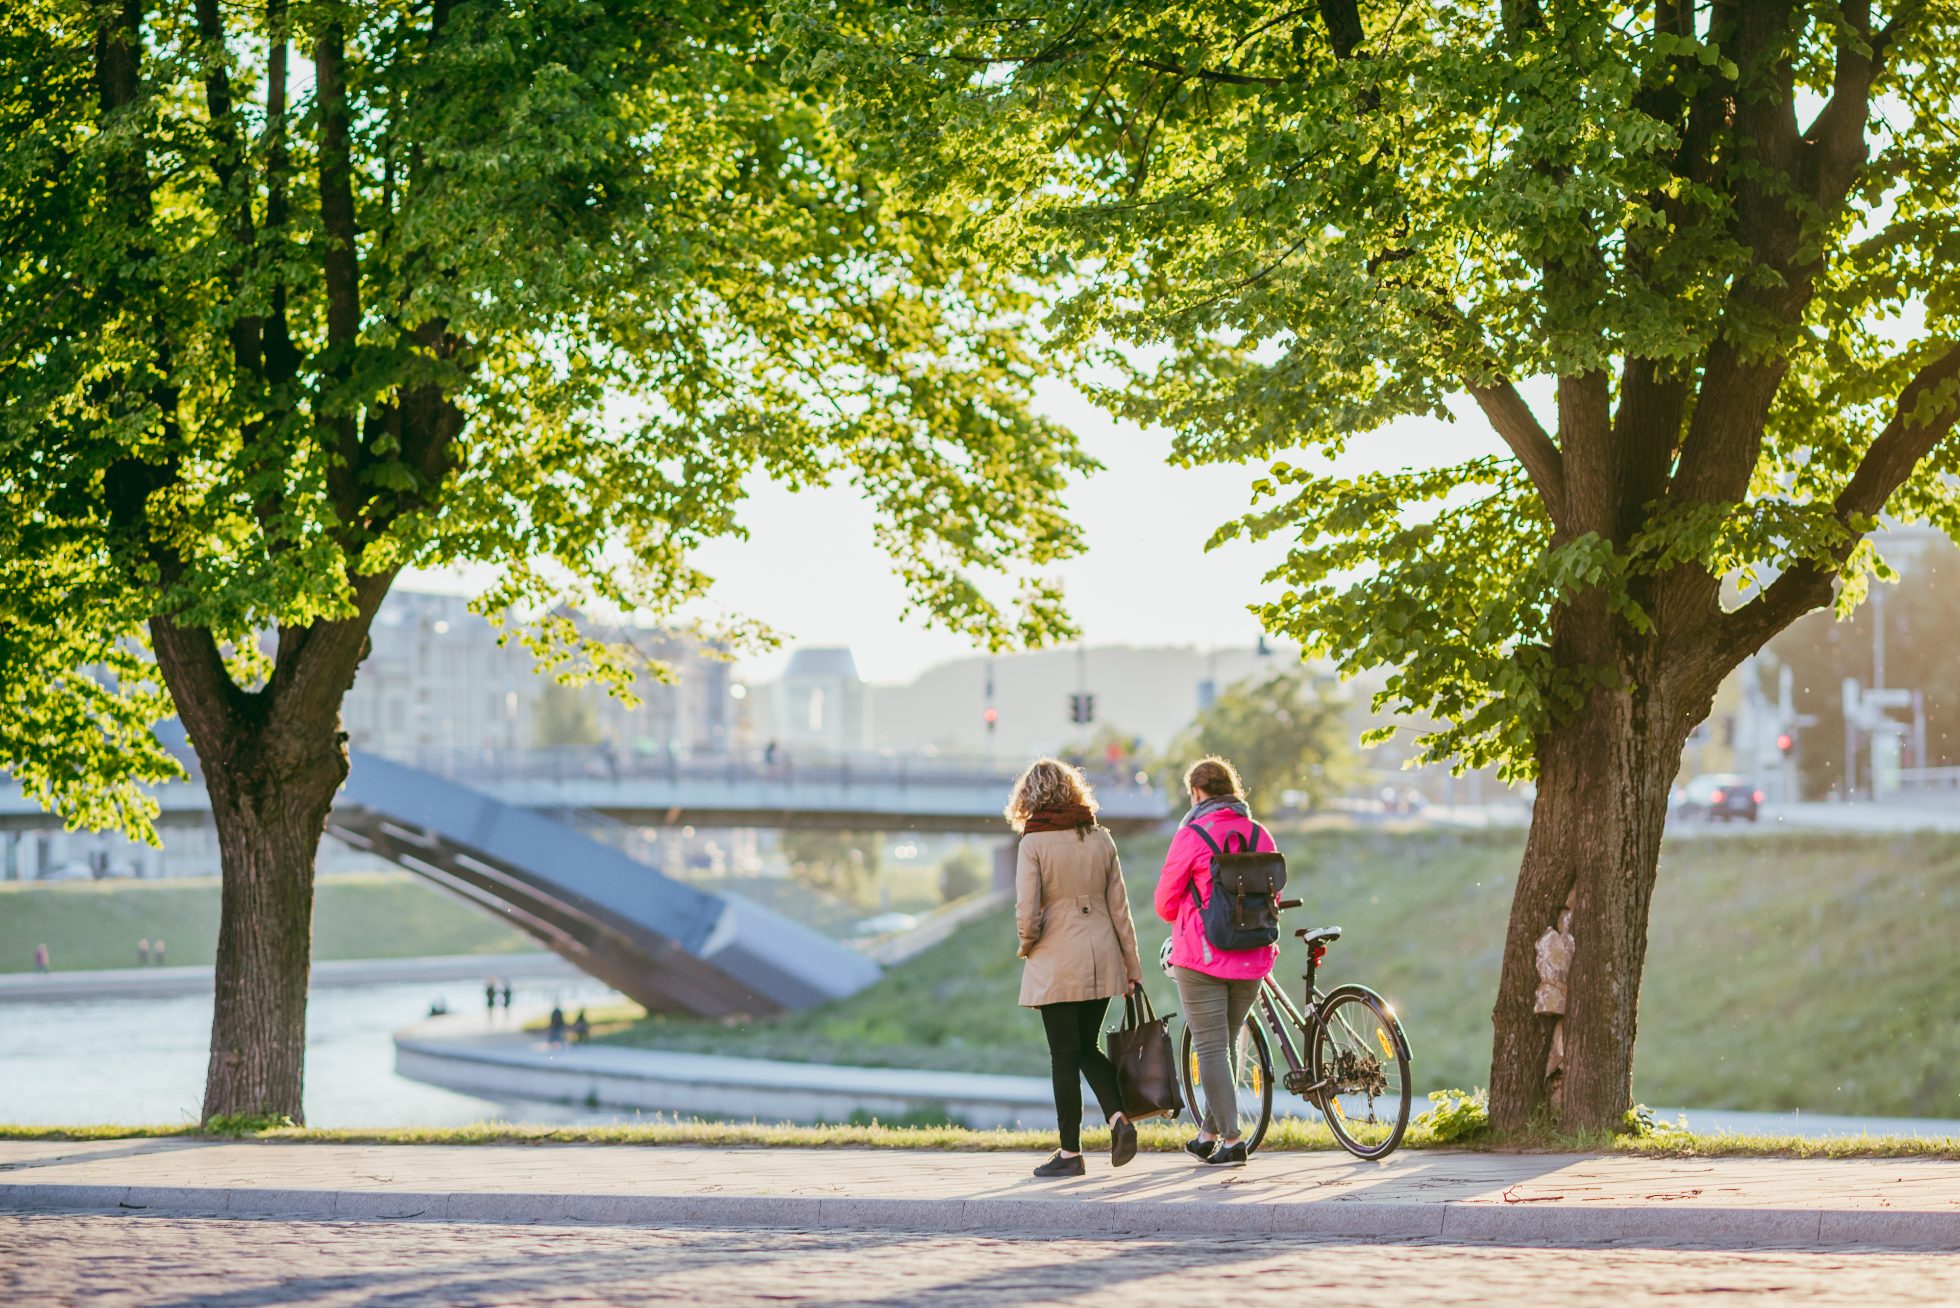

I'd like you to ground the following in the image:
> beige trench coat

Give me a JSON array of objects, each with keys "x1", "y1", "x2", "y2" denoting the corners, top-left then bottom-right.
[{"x1": 1015, "y1": 825, "x2": 1144, "y2": 1007}]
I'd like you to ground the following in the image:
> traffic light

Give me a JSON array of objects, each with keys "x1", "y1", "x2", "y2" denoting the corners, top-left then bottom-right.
[
  {"x1": 1777, "y1": 731, "x2": 1794, "y2": 755},
  {"x1": 1067, "y1": 692, "x2": 1097, "y2": 725},
  {"x1": 983, "y1": 707, "x2": 999, "y2": 729}
]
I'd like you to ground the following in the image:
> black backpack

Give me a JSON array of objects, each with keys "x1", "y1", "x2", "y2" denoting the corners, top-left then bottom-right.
[{"x1": 1188, "y1": 821, "x2": 1287, "y2": 951}]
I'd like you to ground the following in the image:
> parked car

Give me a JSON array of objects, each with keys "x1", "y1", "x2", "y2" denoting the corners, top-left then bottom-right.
[{"x1": 1676, "y1": 773, "x2": 1763, "y2": 822}]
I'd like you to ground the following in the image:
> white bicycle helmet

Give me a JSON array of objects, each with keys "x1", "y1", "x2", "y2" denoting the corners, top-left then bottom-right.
[{"x1": 1158, "y1": 936, "x2": 1176, "y2": 976}]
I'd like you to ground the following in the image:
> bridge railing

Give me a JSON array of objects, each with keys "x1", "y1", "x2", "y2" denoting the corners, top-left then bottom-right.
[
  {"x1": 1899, "y1": 766, "x2": 1960, "y2": 793},
  {"x1": 392, "y1": 744, "x2": 1161, "y2": 800}
]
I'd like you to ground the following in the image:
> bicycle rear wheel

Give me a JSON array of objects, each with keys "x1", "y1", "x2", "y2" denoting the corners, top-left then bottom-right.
[
  {"x1": 1178, "y1": 1013, "x2": 1274, "y2": 1154},
  {"x1": 1310, "y1": 984, "x2": 1412, "y2": 1159}
]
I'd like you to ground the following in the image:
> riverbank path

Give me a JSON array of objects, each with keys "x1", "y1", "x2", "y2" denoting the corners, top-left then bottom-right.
[{"x1": 4, "y1": 1137, "x2": 1958, "y2": 1249}]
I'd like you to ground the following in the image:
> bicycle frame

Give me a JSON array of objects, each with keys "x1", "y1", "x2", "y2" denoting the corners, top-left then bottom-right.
[{"x1": 1252, "y1": 948, "x2": 1324, "y2": 1086}]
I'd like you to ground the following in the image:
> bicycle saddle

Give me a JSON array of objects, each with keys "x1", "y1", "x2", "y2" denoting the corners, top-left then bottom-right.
[{"x1": 1296, "y1": 925, "x2": 1343, "y2": 946}]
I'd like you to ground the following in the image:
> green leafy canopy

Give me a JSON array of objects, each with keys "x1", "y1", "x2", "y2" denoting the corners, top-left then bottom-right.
[
  {"x1": 788, "y1": 0, "x2": 1960, "y2": 777},
  {"x1": 1, "y1": 0, "x2": 1098, "y2": 832}
]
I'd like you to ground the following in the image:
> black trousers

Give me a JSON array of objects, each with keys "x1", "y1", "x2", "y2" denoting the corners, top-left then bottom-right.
[{"x1": 1038, "y1": 998, "x2": 1123, "y2": 1152}]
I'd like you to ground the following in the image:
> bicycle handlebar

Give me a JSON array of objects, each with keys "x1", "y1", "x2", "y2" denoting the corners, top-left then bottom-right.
[{"x1": 1276, "y1": 898, "x2": 1302, "y2": 911}]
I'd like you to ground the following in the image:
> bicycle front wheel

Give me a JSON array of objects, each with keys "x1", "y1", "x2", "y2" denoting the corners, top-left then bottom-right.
[
  {"x1": 1310, "y1": 984, "x2": 1412, "y2": 1160},
  {"x1": 1178, "y1": 1012, "x2": 1274, "y2": 1154}
]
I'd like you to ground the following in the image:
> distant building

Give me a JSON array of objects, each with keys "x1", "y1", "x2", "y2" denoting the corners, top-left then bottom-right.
[
  {"x1": 343, "y1": 592, "x2": 532, "y2": 757},
  {"x1": 339, "y1": 591, "x2": 735, "y2": 761},
  {"x1": 585, "y1": 629, "x2": 735, "y2": 758},
  {"x1": 773, "y1": 648, "x2": 871, "y2": 754},
  {"x1": 866, "y1": 643, "x2": 1305, "y2": 758}
]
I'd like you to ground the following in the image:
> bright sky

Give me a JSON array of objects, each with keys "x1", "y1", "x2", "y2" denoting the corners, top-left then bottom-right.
[
  {"x1": 404, "y1": 377, "x2": 1517, "y2": 686},
  {"x1": 687, "y1": 379, "x2": 1512, "y2": 686}
]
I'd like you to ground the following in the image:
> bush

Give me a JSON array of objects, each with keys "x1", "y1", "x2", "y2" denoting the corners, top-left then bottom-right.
[
  {"x1": 1417, "y1": 1089, "x2": 1490, "y2": 1144},
  {"x1": 938, "y1": 848, "x2": 985, "y2": 903}
]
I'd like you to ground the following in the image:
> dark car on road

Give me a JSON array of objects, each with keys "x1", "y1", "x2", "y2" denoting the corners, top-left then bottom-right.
[{"x1": 1676, "y1": 773, "x2": 1763, "y2": 822}]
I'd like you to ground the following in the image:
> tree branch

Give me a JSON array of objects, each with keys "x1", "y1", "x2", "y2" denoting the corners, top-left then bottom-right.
[
  {"x1": 193, "y1": 0, "x2": 261, "y2": 383},
  {"x1": 1800, "y1": 0, "x2": 1890, "y2": 210},
  {"x1": 1316, "y1": 0, "x2": 1365, "y2": 58},
  {"x1": 151, "y1": 616, "x2": 250, "y2": 752},
  {"x1": 1126, "y1": 57, "x2": 1283, "y2": 87},
  {"x1": 1467, "y1": 379, "x2": 1565, "y2": 528},
  {"x1": 269, "y1": 572, "x2": 397, "y2": 731},
  {"x1": 263, "y1": 0, "x2": 301, "y2": 386},
  {"x1": 315, "y1": 20, "x2": 363, "y2": 523},
  {"x1": 1710, "y1": 342, "x2": 1960, "y2": 674}
]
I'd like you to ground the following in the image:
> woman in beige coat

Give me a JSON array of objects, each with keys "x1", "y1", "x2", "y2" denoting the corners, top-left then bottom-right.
[{"x1": 1008, "y1": 757, "x2": 1145, "y2": 1178}]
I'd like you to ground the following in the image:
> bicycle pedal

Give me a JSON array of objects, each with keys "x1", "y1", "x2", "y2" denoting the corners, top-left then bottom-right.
[{"x1": 1283, "y1": 1068, "x2": 1316, "y2": 1096}]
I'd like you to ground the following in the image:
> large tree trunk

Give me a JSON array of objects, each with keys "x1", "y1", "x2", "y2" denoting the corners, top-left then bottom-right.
[
  {"x1": 1488, "y1": 636, "x2": 1690, "y2": 1134},
  {"x1": 151, "y1": 590, "x2": 386, "y2": 1125},
  {"x1": 195, "y1": 725, "x2": 346, "y2": 1123}
]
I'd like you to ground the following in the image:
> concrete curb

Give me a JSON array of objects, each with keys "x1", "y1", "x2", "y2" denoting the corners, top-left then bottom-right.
[{"x1": 6, "y1": 1182, "x2": 1957, "y2": 1249}]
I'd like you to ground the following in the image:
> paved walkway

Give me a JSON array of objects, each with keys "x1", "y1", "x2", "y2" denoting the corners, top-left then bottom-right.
[
  {"x1": 10, "y1": 1215, "x2": 1960, "y2": 1306},
  {"x1": 3, "y1": 1139, "x2": 1957, "y2": 1248}
]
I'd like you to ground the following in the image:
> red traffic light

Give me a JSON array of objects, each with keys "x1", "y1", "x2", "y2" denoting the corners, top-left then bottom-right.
[
  {"x1": 1776, "y1": 732, "x2": 1793, "y2": 753},
  {"x1": 983, "y1": 707, "x2": 999, "y2": 725}
]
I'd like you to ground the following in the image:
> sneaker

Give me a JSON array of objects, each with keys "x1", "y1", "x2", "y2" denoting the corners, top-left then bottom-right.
[
  {"x1": 1184, "y1": 1136, "x2": 1216, "y2": 1161},
  {"x1": 1110, "y1": 1118, "x2": 1138, "y2": 1168},
  {"x1": 1033, "y1": 1151, "x2": 1086, "y2": 1178},
  {"x1": 1203, "y1": 1140, "x2": 1249, "y2": 1167}
]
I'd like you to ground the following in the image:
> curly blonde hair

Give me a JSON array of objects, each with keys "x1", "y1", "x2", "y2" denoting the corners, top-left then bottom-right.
[{"x1": 1003, "y1": 757, "x2": 1098, "y2": 833}]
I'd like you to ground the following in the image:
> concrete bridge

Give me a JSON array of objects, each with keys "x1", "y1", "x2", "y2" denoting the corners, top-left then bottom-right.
[
  {"x1": 0, "y1": 744, "x2": 1166, "y2": 1015},
  {"x1": 326, "y1": 751, "x2": 882, "y2": 1016},
  {"x1": 0, "y1": 748, "x2": 1168, "y2": 836},
  {"x1": 371, "y1": 746, "x2": 1169, "y2": 835}
]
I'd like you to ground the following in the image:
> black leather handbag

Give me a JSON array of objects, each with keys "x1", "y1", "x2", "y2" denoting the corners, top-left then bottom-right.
[{"x1": 1105, "y1": 985, "x2": 1184, "y2": 1121}]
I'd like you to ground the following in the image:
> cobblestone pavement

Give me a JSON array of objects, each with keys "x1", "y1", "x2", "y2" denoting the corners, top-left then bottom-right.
[{"x1": 6, "y1": 1213, "x2": 1960, "y2": 1307}]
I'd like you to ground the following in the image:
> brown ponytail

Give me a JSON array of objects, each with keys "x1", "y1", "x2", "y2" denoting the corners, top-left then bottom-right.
[{"x1": 1183, "y1": 756, "x2": 1244, "y2": 800}]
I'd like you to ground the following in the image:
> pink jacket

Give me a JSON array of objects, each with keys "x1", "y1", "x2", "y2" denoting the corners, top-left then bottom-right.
[{"x1": 1154, "y1": 809, "x2": 1280, "y2": 980}]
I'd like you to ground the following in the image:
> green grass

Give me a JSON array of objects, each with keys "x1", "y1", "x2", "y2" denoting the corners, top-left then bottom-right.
[
  {"x1": 1, "y1": 1116, "x2": 1954, "y2": 1160},
  {"x1": 600, "y1": 826, "x2": 1960, "y2": 1121},
  {"x1": 0, "y1": 871, "x2": 535, "y2": 972}
]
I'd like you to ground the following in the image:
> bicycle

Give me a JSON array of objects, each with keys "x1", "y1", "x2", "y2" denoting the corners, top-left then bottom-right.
[{"x1": 1163, "y1": 898, "x2": 1413, "y2": 1160}]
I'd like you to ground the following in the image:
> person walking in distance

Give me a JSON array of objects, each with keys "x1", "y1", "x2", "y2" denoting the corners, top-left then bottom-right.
[
  {"x1": 152, "y1": 939, "x2": 165, "y2": 966},
  {"x1": 485, "y1": 979, "x2": 498, "y2": 1019},
  {"x1": 573, "y1": 1009, "x2": 591, "y2": 1043},
  {"x1": 138, "y1": 939, "x2": 150, "y2": 967},
  {"x1": 500, "y1": 980, "x2": 513, "y2": 1010},
  {"x1": 1156, "y1": 757, "x2": 1280, "y2": 1168},
  {"x1": 547, "y1": 1003, "x2": 566, "y2": 1047},
  {"x1": 34, "y1": 943, "x2": 50, "y2": 973},
  {"x1": 1007, "y1": 757, "x2": 1145, "y2": 1178}
]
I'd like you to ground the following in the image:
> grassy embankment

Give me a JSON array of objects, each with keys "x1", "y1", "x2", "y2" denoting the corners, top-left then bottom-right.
[
  {"x1": 602, "y1": 825, "x2": 1960, "y2": 1121},
  {"x1": 0, "y1": 871, "x2": 534, "y2": 972}
]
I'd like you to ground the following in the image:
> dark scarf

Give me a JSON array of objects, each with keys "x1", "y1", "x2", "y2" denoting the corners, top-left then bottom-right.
[{"x1": 1023, "y1": 802, "x2": 1097, "y2": 834}]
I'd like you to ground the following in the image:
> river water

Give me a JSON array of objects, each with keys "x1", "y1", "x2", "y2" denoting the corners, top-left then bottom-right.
[{"x1": 0, "y1": 976, "x2": 628, "y2": 1128}]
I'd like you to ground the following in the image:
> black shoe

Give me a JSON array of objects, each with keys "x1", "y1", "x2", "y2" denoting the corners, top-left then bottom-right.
[
  {"x1": 1033, "y1": 1151, "x2": 1086, "y2": 1178},
  {"x1": 1110, "y1": 1118, "x2": 1138, "y2": 1168},
  {"x1": 1184, "y1": 1136, "x2": 1216, "y2": 1161},
  {"x1": 1203, "y1": 1140, "x2": 1249, "y2": 1167}
]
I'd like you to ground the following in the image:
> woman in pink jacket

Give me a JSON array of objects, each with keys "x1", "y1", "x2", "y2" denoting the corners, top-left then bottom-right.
[{"x1": 1154, "y1": 756, "x2": 1278, "y2": 1167}]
